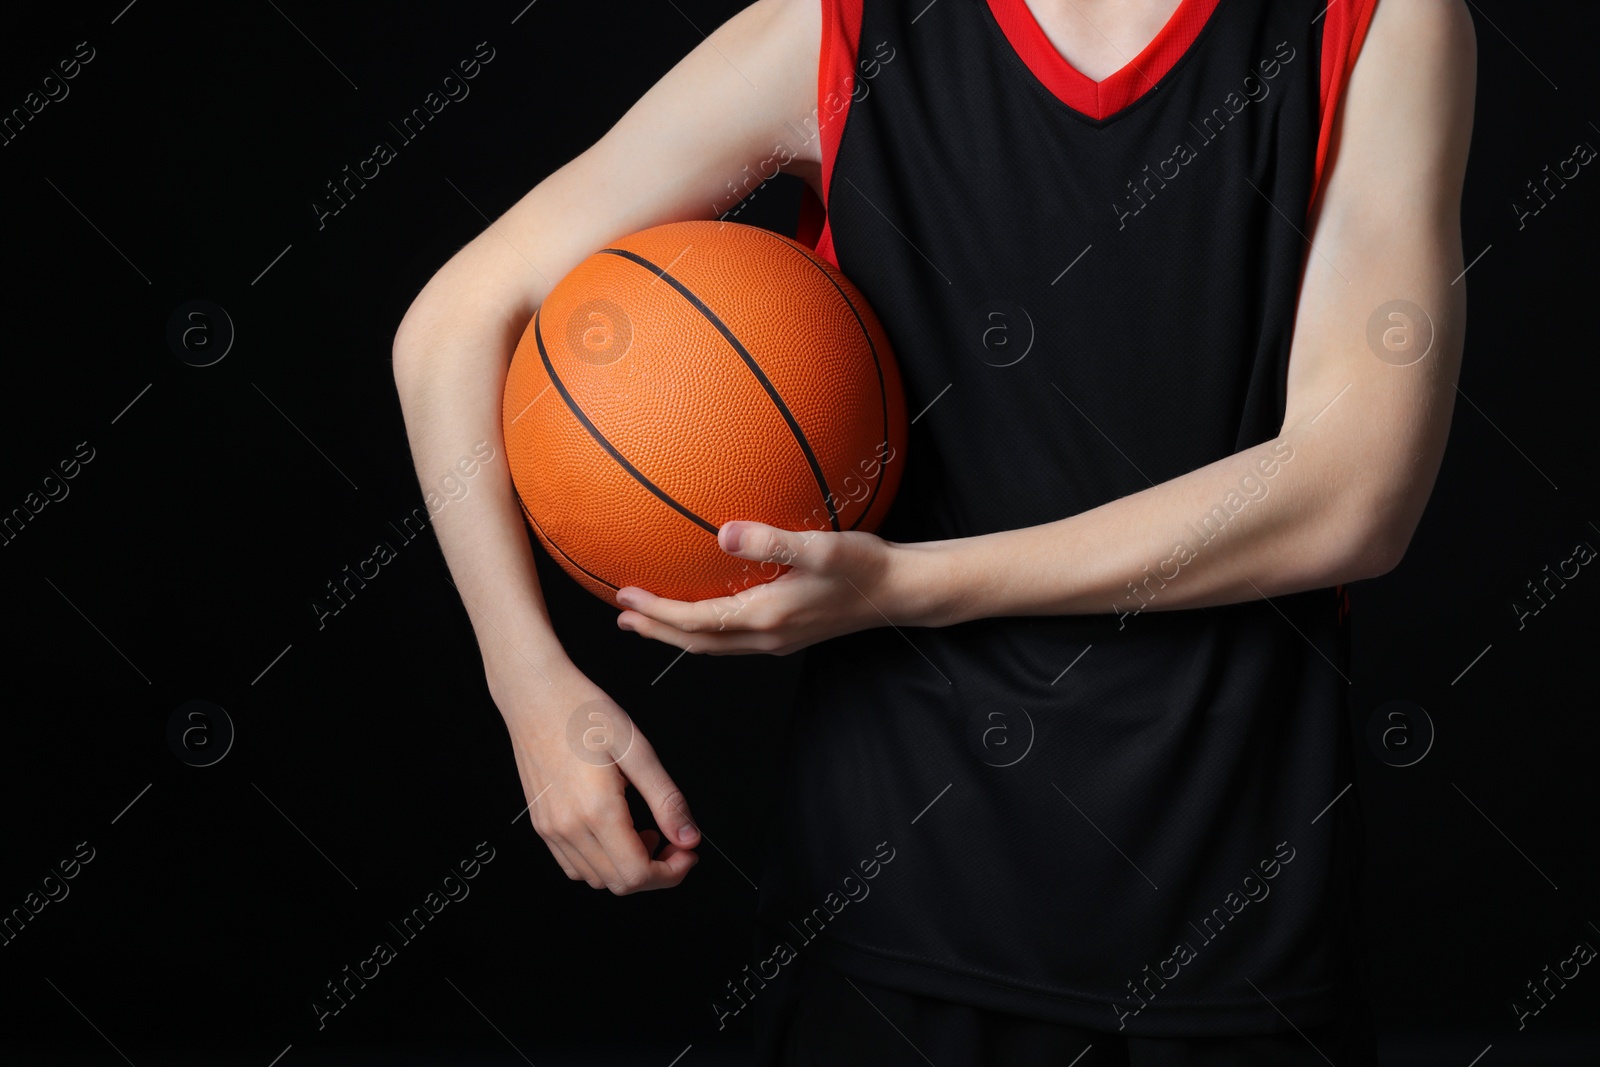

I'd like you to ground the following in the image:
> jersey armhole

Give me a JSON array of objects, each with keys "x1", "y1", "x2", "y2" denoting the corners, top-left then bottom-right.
[
  {"x1": 1309, "y1": 0, "x2": 1380, "y2": 212},
  {"x1": 802, "y1": 0, "x2": 864, "y2": 266}
]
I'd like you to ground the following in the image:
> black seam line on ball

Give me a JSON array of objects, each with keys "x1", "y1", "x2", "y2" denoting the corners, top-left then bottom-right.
[
  {"x1": 758, "y1": 231, "x2": 890, "y2": 531},
  {"x1": 598, "y1": 246, "x2": 841, "y2": 532},
  {"x1": 517, "y1": 492, "x2": 621, "y2": 592},
  {"x1": 534, "y1": 310, "x2": 720, "y2": 537}
]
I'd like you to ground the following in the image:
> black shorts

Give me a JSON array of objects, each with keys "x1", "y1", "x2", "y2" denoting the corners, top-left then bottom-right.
[{"x1": 752, "y1": 951, "x2": 1378, "y2": 1067}]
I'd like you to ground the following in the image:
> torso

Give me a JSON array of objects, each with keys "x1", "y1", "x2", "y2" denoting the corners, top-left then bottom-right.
[{"x1": 761, "y1": 0, "x2": 1373, "y2": 1037}]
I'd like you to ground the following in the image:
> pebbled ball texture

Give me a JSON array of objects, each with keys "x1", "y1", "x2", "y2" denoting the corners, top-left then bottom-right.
[{"x1": 502, "y1": 220, "x2": 908, "y2": 604}]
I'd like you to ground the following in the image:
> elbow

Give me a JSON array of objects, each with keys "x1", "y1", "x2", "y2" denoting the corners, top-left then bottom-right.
[
  {"x1": 392, "y1": 295, "x2": 440, "y2": 397},
  {"x1": 1347, "y1": 528, "x2": 1410, "y2": 581},
  {"x1": 1337, "y1": 500, "x2": 1420, "y2": 582}
]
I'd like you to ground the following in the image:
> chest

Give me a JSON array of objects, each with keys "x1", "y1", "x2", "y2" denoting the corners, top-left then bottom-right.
[{"x1": 1021, "y1": 0, "x2": 1186, "y2": 82}]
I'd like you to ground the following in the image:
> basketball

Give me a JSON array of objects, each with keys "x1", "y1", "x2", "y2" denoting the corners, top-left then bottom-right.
[{"x1": 501, "y1": 219, "x2": 908, "y2": 604}]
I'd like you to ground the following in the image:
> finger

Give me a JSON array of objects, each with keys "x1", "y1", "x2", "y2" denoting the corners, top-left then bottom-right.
[
  {"x1": 645, "y1": 837, "x2": 700, "y2": 885},
  {"x1": 616, "y1": 610, "x2": 767, "y2": 651},
  {"x1": 719, "y1": 521, "x2": 826, "y2": 570},
  {"x1": 593, "y1": 820, "x2": 700, "y2": 893},
  {"x1": 610, "y1": 523, "x2": 810, "y2": 633},
  {"x1": 581, "y1": 804, "x2": 697, "y2": 893},
  {"x1": 538, "y1": 816, "x2": 601, "y2": 886},
  {"x1": 615, "y1": 732, "x2": 702, "y2": 850},
  {"x1": 534, "y1": 818, "x2": 598, "y2": 885},
  {"x1": 543, "y1": 837, "x2": 590, "y2": 883},
  {"x1": 615, "y1": 581, "x2": 766, "y2": 634},
  {"x1": 568, "y1": 827, "x2": 625, "y2": 891},
  {"x1": 567, "y1": 781, "x2": 669, "y2": 892},
  {"x1": 651, "y1": 838, "x2": 698, "y2": 867},
  {"x1": 637, "y1": 827, "x2": 695, "y2": 866},
  {"x1": 520, "y1": 785, "x2": 592, "y2": 882}
]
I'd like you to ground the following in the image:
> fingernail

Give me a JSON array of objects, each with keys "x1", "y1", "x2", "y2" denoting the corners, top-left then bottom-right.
[
  {"x1": 618, "y1": 618, "x2": 635, "y2": 632},
  {"x1": 615, "y1": 590, "x2": 634, "y2": 608},
  {"x1": 678, "y1": 824, "x2": 697, "y2": 844},
  {"x1": 722, "y1": 523, "x2": 743, "y2": 552}
]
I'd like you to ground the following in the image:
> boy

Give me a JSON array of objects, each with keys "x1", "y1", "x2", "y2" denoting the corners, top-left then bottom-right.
[{"x1": 393, "y1": 1, "x2": 1475, "y2": 1061}]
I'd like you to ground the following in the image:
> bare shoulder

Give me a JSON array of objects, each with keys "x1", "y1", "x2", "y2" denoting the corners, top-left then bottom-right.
[
  {"x1": 724, "y1": 0, "x2": 826, "y2": 169},
  {"x1": 1280, "y1": 1, "x2": 1477, "y2": 428},
  {"x1": 1373, "y1": 0, "x2": 1477, "y2": 49},
  {"x1": 1358, "y1": 0, "x2": 1477, "y2": 101},
  {"x1": 1319, "y1": 0, "x2": 1477, "y2": 225},
  {"x1": 662, "y1": 0, "x2": 823, "y2": 164}
]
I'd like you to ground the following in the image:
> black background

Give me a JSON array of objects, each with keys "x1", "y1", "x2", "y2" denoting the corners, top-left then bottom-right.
[{"x1": 1, "y1": 1, "x2": 1596, "y2": 1064}]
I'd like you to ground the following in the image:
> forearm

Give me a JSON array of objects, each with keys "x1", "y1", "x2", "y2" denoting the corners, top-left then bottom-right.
[
  {"x1": 393, "y1": 246, "x2": 572, "y2": 692},
  {"x1": 876, "y1": 0, "x2": 1473, "y2": 635},
  {"x1": 895, "y1": 416, "x2": 1400, "y2": 628}
]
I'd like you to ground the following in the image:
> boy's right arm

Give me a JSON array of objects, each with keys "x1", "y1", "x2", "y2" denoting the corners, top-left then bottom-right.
[{"x1": 391, "y1": 0, "x2": 822, "y2": 895}]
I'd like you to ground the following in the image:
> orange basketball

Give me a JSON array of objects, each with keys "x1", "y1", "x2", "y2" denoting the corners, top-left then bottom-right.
[{"x1": 501, "y1": 220, "x2": 908, "y2": 604}]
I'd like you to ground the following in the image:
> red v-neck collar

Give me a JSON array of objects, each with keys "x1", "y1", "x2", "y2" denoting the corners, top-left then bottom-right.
[{"x1": 986, "y1": 0, "x2": 1222, "y2": 121}]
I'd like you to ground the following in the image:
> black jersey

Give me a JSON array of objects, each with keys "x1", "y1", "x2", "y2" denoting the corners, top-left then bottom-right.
[{"x1": 751, "y1": 0, "x2": 1380, "y2": 1037}]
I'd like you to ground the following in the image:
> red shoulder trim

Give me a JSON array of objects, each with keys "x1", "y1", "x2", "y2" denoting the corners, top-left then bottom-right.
[
  {"x1": 812, "y1": 0, "x2": 863, "y2": 267},
  {"x1": 1311, "y1": 0, "x2": 1380, "y2": 210},
  {"x1": 986, "y1": 0, "x2": 1220, "y2": 121}
]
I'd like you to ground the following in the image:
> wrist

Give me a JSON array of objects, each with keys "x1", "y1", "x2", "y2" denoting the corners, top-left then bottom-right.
[
  {"x1": 881, "y1": 538, "x2": 966, "y2": 628},
  {"x1": 483, "y1": 641, "x2": 576, "y2": 709}
]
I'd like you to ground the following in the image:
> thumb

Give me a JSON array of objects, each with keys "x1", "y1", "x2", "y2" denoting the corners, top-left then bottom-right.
[
  {"x1": 718, "y1": 520, "x2": 814, "y2": 569},
  {"x1": 618, "y1": 734, "x2": 701, "y2": 847}
]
